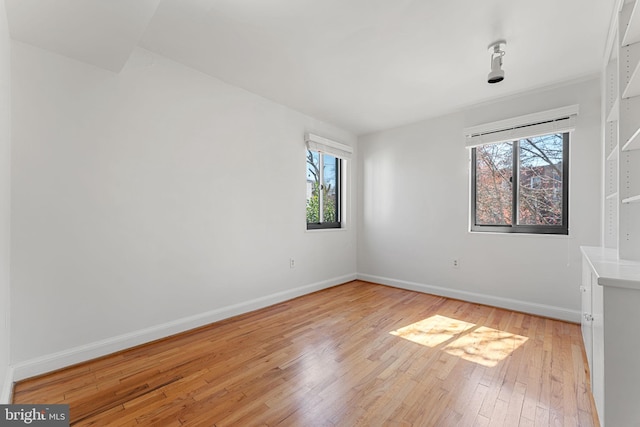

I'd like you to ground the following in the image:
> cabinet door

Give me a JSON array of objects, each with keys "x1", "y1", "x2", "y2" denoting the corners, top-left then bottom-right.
[
  {"x1": 591, "y1": 272, "x2": 604, "y2": 426},
  {"x1": 581, "y1": 259, "x2": 593, "y2": 375}
]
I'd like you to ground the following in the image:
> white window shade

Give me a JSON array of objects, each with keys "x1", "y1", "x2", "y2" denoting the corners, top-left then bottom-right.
[
  {"x1": 464, "y1": 105, "x2": 579, "y2": 148},
  {"x1": 305, "y1": 133, "x2": 353, "y2": 159}
]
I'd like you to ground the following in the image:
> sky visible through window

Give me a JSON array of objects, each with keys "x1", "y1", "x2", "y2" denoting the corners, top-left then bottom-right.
[
  {"x1": 306, "y1": 150, "x2": 339, "y2": 225},
  {"x1": 306, "y1": 151, "x2": 336, "y2": 184}
]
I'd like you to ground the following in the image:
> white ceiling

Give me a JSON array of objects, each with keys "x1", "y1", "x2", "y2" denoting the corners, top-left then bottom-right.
[
  {"x1": 5, "y1": 0, "x2": 616, "y2": 135},
  {"x1": 5, "y1": 0, "x2": 161, "y2": 72}
]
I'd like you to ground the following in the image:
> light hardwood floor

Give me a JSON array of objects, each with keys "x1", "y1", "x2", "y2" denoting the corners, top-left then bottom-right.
[{"x1": 13, "y1": 281, "x2": 598, "y2": 426}]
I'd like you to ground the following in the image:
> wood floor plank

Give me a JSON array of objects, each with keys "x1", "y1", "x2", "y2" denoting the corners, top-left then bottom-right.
[{"x1": 12, "y1": 281, "x2": 598, "y2": 426}]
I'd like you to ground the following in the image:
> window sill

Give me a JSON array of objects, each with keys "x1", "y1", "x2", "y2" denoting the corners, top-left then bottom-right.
[
  {"x1": 306, "y1": 225, "x2": 348, "y2": 233},
  {"x1": 468, "y1": 230, "x2": 571, "y2": 238}
]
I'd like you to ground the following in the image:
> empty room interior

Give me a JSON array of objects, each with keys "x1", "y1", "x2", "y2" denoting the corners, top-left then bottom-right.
[{"x1": 1, "y1": 0, "x2": 640, "y2": 425}]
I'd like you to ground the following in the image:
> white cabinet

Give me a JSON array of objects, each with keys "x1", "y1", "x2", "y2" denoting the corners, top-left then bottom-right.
[
  {"x1": 580, "y1": 261, "x2": 593, "y2": 371},
  {"x1": 580, "y1": 262, "x2": 593, "y2": 372},
  {"x1": 590, "y1": 266, "x2": 604, "y2": 427},
  {"x1": 581, "y1": 246, "x2": 640, "y2": 427}
]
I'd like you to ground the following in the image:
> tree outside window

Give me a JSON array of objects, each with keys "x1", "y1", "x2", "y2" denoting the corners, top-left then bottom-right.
[
  {"x1": 472, "y1": 133, "x2": 569, "y2": 234},
  {"x1": 306, "y1": 150, "x2": 340, "y2": 229}
]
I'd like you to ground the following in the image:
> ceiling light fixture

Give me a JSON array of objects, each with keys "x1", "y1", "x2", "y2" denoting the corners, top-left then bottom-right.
[{"x1": 487, "y1": 40, "x2": 506, "y2": 84}]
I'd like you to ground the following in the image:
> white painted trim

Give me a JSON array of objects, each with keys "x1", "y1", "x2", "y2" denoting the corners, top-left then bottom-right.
[
  {"x1": 463, "y1": 105, "x2": 579, "y2": 137},
  {"x1": 0, "y1": 366, "x2": 13, "y2": 404},
  {"x1": 357, "y1": 273, "x2": 581, "y2": 323},
  {"x1": 463, "y1": 105, "x2": 579, "y2": 147},
  {"x1": 305, "y1": 132, "x2": 353, "y2": 159},
  {"x1": 12, "y1": 274, "x2": 356, "y2": 381}
]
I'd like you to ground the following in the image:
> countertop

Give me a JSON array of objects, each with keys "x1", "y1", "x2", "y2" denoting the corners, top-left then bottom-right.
[{"x1": 581, "y1": 246, "x2": 640, "y2": 290}]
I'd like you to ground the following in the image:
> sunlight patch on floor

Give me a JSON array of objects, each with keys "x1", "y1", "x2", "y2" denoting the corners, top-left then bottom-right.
[
  {"x1": 390, "y1": 315, "x2": 528, "y2": 367},
  {"x1": 443, "y1": 326, "x2": 528, "y2": 367},
  {"x1": 390, "y1": 314, "x2": 475, "y2": 347}
]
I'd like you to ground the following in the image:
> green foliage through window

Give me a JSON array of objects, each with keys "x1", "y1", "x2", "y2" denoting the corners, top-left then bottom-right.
[{"x1": 306, "y1": 150, "x2": 340, "y2": 229}]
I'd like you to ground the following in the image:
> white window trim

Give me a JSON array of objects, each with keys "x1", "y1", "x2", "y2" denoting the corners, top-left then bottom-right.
[
  {"x1": 305, "y1": 133, "x2": 353, "y2": 160},
  {"x1": 463, "y1": 105, "x2": 579, "y2": 148}
]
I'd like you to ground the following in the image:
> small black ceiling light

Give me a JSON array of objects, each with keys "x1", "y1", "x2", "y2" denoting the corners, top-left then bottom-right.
[{"x1": 487, "y1": 40, "x2": 506, "y2": 84}]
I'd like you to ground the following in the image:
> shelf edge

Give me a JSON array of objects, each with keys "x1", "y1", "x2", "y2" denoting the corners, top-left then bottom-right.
[{"x1": 622, "y1": 194, "x2": 640, "y2": 204}]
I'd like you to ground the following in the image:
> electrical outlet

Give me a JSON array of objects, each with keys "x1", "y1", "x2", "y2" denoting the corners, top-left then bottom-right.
[
  {"x1": 452, "y1": 259, "x2": 460, "y2": 268},
  {"x1": 290, "y1": 258, "x2": 295, "y2": 269}
]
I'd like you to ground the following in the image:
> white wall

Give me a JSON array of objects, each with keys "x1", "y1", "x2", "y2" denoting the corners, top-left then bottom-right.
[
  {"x1": 0, "y1": 0, "x2": 11, "y2": 404},
  {"x1": 10, "y1": 43, "x2": 357, "y2": 375},
  {"x1": 358, "y1": 78, "x2": 601, "y2": 321}
]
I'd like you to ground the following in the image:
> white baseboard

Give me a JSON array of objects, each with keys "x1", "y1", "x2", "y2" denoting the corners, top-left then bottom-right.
[
  {"x1": 12, "y1": 274, "x2": 356, "y2": 381},
  {"x1": 0, "y1": 365, "x2": 14, "y2": 404},
  {"x1": 357, "y1": 273, "x2": 581, "y2": 323}
]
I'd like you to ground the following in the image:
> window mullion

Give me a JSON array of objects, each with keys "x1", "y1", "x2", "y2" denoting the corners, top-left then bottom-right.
[
  {"x1": 512, "y1": 141, "x2": 519, "y2": 228},
  {"x1": 335, "y1": 157, "x2": 341, "y2": 224},
  {"x1": 562, "y1": 133, "x2": 569, "y2": 228},
  {"x1": 319, "y1": 153, "x2": 324, "y2": 223},
  {"x1": 471, "y1": 148, "x2": 478, "y2": 227}
]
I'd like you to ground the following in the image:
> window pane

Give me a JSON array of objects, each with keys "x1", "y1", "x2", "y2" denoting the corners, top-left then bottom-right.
[
  {"x1": 306, "y1": 150, "x2": 320, "y2": 223},
  {"x1": 322, "y1": 154, "x2": 338, "y2": 223},
  {"x1": 518, "y1": 134, "x2": 563, "y2": 226},
  {"x1": 475, "y1": 143, "x2": 513, "y2": 225}
]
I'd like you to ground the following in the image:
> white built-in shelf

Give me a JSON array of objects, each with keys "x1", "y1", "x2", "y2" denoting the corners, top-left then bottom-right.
[
  {"x1": 607, "y1": 144, "x2": 619, "y2": 160},
  {"x1": 622, "y1": 128, "x2": 640, "y2": 151},
  {"x1": 607, "y1": 98, "x2": 619, "y2": 122},
  {"x1": 607, "y1": 192, "x2": 619, "y2": 200},
  {"x1": 622, "y1": 194, "x2": 640, "y2": 204},
  {"x1": 623, "y1": 0, "x2": 640, "y2": 46},
  {"x1": 623, "y1": 61, "x2": 640, "y2": 98}
]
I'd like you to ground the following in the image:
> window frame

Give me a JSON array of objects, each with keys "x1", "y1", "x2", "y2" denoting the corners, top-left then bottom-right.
[
  {"x1": 306, "y1": 149, "x2": 342, "y2": 230},
  {"x1": 470, "y1": 132, "x2": 569, "y2": 235}
]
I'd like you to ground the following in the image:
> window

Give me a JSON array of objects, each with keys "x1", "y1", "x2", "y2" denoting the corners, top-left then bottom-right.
[
  {"x1": 471, "y1": 133, "x2": 569, "y2": 234},
  {"x1": 464, "y1": 105, "x2": 577, "y2": 235},
  {"x1": 306, "y1": 150, "x2": 341, "y2": 228},
  {"x1": 305, "y1": 133, "x2": 351, "y2": 230}
]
